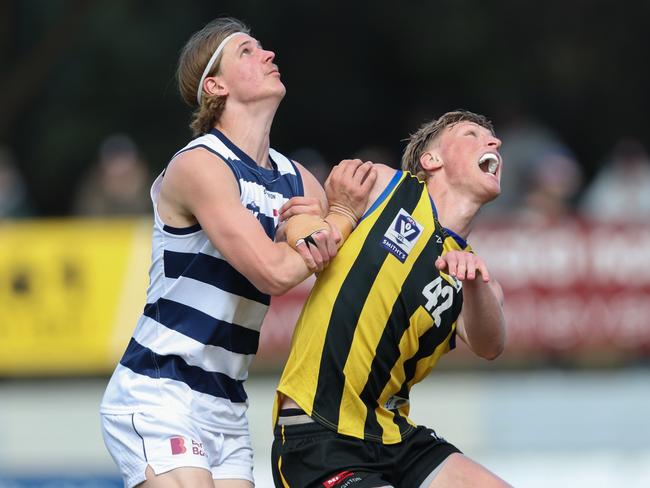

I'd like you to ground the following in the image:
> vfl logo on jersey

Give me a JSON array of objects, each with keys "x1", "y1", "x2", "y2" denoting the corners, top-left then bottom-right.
[{"x1": 381, "y1": 208, "x2": 423, "y2": 263}]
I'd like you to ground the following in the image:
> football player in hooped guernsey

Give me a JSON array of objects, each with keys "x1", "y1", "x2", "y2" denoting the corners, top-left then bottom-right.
[
  {"x1": 100, "y1": 17, "x2": 375, "y2": 488},
  {"x1": 273, "y1": 110, "x2": 512, "y2": 488}
]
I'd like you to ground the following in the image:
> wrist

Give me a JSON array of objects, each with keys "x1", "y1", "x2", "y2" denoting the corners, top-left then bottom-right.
[
  {"x1": 324, "y1": 212, "x2": 355, "y2": 243},
  {"x1": 328, "y1": 202, "x2": 359, "y2": 227}
]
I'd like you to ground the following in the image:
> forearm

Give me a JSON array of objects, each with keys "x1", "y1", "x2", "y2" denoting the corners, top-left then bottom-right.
[
  {"x1": 460, "y1": 280, "x2": 506, "y2": 360},
  {"x1": 251, "y1": 242, "x2": 313, "y2": 296}
]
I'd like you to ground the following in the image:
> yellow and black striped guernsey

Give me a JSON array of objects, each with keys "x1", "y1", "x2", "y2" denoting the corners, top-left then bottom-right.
[{"x1": 276, "y1": 170, "x2": 471, "y2": 444}]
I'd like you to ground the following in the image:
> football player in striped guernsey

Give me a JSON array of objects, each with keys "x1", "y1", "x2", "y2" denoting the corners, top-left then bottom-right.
[
  {"x1": 100, "y1": 17, "x2": 375, "y2": 488},
  {"x1": 273, "y1": 110, "x2": 511, "y2": 487}
]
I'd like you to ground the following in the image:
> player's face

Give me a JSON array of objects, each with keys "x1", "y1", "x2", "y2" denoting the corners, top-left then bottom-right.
[
  {"x1": 437, "y1": 121, "x2": 502, "y2": 201},
  {"x1": 218, "y1": 34, "x2": 286, "y2": 103}
]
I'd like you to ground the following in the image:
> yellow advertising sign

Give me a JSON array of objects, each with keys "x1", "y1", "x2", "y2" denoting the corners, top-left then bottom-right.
[{"x1": 0, "y1": 218, "x2": 151, "y2": 376}]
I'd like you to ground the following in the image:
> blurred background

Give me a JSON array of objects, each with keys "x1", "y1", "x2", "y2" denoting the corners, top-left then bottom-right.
[{"x1": 1, "y1": 0, "x2": 650, "y2": 486}]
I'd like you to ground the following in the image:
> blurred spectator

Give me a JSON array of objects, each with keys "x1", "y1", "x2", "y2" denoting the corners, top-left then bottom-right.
[
  {"x1": 73, "y1": 134, "x2": 151, "y2": 216},
  {"x1": 354, "y1": 144, "x2": 397, "y2": 167},
  {"x1": 0, "y1": 145, "x2": 34, "y2": 218},
  {"x1": 289, "y1": 147, "x2": 330, "y2": 185},
  {"x1": 579, "y1": 138, "x2": 650, "y2": 222},
  {"x1": 518, "y1": 148, "x2": 583, "y2": 224}
]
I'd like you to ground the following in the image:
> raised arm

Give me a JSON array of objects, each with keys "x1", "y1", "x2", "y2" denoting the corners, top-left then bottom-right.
[
  {"x1": 158, "y1": 148, "x2": 328, "y2": 296},
  {"x1": 435, "y1": 251, "x2": 506, "y2": 360}
]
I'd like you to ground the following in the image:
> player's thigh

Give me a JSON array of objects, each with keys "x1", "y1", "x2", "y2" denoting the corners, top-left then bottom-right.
[
  {"x1": 427, "y1": 453, "x2": 512, "y2": 488},
  {"x1": 138, "y1": 465, "x2": 214, "y2": 488},
  {"x1": 211, "y1": 432, "x2": 254, "y2": 485}
]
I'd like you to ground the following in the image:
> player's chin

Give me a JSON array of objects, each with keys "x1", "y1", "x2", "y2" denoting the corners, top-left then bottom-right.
[
  {"x1": 273, "y1": 82, "x2": 287, "y2": 99},
  {"x1": 482, "y1": 186, "x2": 501, "y2": 203}
]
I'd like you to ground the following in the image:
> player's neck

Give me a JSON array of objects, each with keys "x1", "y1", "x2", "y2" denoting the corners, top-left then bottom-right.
[
  {"x1": 428, "y1": 185, "x2": 481, "y2": 240},
  {"x1": 215, "y1": 102, "x2": 277, "y2": 169}
]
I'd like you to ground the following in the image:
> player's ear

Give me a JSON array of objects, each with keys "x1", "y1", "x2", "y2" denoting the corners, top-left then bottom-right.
[
  {"x1": 420, "y1": 151, "x2": 443, "y2": 171},
  {"x1": 204, "y1": 76, "x2": 228, "y2": 98}
]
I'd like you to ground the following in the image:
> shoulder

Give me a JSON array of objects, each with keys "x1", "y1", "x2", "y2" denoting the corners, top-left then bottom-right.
[
  {"x1": 366, "y1": 164, "x2": 400, "y2": 203},
  {"x1": 374, "y1": 163, "x2": 399, "y2": 183},
  {"x1": 166, "y1": 146, "x2": 230, "y2": 179},
  {"x1": 161, "y1": 146, "x2": 239, "y2": 200},
  {"x1": 291, "y1": 159, "x2": 326, "y2": 199},
  {"x1": 291, "y1": 159, "x2": 320, "y2": 180},
  {"x1": 291, "y1": 159, "x2": 310, "y2": 175}
]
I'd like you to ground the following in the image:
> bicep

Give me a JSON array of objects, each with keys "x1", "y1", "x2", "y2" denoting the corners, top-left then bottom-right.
[{"x1": 167, "y1": 152, "x2": 285, "y2": 280}]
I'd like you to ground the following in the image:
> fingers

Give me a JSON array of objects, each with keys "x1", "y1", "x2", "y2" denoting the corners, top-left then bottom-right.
[
  {"x1": 329, "y1": 222, "x2": 342, "y2": 247},
  {"x1": 280, "y1": 204, "x2": 318, "y2": 221},
  {"x1": 436, "y1": 251, "x2": 490, "y2": 282},
  {"x1": 326, "y1": 159, "x2": 366, "y2": 190},
  {"x1": 310, "y1": 230, "x2": 338, "y2": 269},
  {"x1": 444, "y1": 252, "x2": 467, "y2": 280},
  {"x1": 336, "y1": 159, "x2": 365, "y2": 181},
  {"x1": 335, "y1": 159, "x2": 375, "y2": 188},
  {"x1": 296, "y1": 228, "x2": 339, "y2": 274},
  {"x1": 477, "y1": 260, "x2": 490, "y2": 282},
  {"x1": 279, "y1": 197, "x2": 323, "y2": 221},
  {"x1": 295, "y1": 240, "x2": 318, "y2": 272},
  {"x1": 359, "y1": 163, "x2": 378, "y2": 192},
  {"x1": 321, "y1": 228, "x2": 339, "y2": 259},
  {"x1": 303, "y1": 236, "x2": 326, "y2": 273},
  {"x1": 325, "y1": 159, "x2": 375, "y2": 219},
  {"x1": 352, "y1": 161, "x2": 376, "y2": 186}
]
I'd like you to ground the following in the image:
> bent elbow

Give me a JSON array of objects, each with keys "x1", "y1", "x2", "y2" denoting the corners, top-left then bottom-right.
[
  {"x1": 481, "y1": 317, "x2": 507, "y2": 360},
  {"x1": 480, "y1": 328, "x2": 506, "y2": 360},
  {"x1": 260, "y1": 280, "x2": 293, "y2": 296},
  {"x1": 481, "y1": 341, "x2": 505, "y2": 361},
  {"x1": 252, "y1": 267, "x2": 296, "y2": 296}
]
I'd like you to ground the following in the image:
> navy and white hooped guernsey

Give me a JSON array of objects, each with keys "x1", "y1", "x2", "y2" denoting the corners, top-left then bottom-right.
[{"x1": 100, "y1": 128, "x2": 304, "y2": 434}]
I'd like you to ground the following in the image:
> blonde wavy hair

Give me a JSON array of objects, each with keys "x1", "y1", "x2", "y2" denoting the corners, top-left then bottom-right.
[
  {"x1": 401, "y1": 110, "x2": 494, "y2": 181},
  {"x1": 176, "y1": 17, "x2": 251, "y2": 136}
]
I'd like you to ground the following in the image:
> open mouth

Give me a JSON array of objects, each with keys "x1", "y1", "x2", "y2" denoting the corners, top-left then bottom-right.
[{"x1": 478, "y1": 152, "x2": 500, "y2": 175}]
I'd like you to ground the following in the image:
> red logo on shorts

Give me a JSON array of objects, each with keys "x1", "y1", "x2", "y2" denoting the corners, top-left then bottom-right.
[
  {"x1": 323, "y1": 470, "x2": 354, "y2": 487},
  {"x1": 170, "y1": 436, "x2": 186, "y2": 455}
]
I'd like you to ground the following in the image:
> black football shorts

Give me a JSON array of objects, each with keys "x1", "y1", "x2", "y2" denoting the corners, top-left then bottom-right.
[{"x1": 271, "y1": 409, "x2": 460, "y2": 488}]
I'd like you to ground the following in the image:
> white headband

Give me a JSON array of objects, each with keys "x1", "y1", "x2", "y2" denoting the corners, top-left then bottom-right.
[{"x1": 196, "y1": 31, "x2": 245, "y2": 105}]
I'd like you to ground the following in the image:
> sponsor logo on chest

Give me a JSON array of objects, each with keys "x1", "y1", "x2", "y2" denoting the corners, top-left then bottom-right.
[{"x1": 381, "y1": 208, "x2": 424, "y2": 263}]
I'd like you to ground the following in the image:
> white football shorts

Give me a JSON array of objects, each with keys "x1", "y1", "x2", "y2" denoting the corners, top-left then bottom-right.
[{"x1": 101, "y1": 409, "x2": 254, "y2": 487}]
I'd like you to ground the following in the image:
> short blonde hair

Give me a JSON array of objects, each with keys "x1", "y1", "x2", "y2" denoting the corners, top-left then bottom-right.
[
  {"x1": 401, "y1": 110, "x2": 494, "y2": 181},
  {"x1": 176, "y1": 17, "x2": 251, "y2": 136}
]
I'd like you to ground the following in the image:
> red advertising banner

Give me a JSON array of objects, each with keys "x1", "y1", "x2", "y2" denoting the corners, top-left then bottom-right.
[
  {"x1": 472, "y1": 219, "x2": 650, "y2": 357},
  {"x1": 256, "y1": 219, "x2": 650, "y2": 367}
]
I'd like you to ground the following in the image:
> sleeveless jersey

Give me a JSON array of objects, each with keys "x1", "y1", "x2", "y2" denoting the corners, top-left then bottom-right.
[
  {"x1": 275, "y1": 170, "x2": 470, "y2": 444},
  {"x1": 101, "y1": 128, "x2": 303, "y2": 434}
]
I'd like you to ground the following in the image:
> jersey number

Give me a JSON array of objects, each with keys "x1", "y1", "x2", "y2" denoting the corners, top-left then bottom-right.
[{"x1": 422, "y1": 277, "x2": 453, "y2": 327}]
